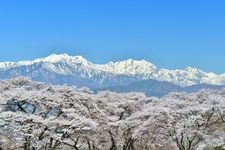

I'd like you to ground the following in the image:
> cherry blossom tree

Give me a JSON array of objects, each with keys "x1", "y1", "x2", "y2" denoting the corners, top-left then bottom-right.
[{"x1": 1, "y1": 77, "x2": 225, "y2": 149}]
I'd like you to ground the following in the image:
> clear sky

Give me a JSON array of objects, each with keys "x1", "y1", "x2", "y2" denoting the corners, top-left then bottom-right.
[{"x1": 0, "y1": 0, "x2": 225, "y2": 73}]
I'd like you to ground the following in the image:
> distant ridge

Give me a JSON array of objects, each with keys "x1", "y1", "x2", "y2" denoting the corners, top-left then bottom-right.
[
  {"x1": 0, "y1": 53, "x2": 225, "y2": 96},
  {"x1": 1, "y1": 53, "x2": 225, "y2": 86}
]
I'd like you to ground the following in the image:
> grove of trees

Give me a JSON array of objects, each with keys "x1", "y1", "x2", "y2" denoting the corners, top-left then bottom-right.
[{"x1": 1, "y1": 77, "x2": 225, "y2": 149}]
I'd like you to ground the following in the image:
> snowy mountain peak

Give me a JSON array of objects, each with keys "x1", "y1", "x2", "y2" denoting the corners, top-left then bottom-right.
[
  {"x1": 122, "y1": 58, "x2": 155, "y2": 67},
  {"x1": 42, "y1": 53, "x2": 70, "y2": 62},
  {"x1": 32, "y1": 54, "x2": 93, "y2": 68},
  {"x1": 34, "y1": 53, "x2": 86, "y2": 63},
  {"x1": 184, "y1": 66, "x2": 202, "y2": 72},
  {"x1": 97, "y1": 58, "x2": 157, "y2": 75}
]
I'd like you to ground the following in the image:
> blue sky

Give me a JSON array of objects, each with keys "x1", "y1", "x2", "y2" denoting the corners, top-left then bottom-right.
[{"x1": 0, "y1": 0, "x2": 225, "y2": 73}]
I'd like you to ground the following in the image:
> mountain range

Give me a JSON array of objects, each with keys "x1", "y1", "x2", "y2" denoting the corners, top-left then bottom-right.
[{"x1": 0, "y1": 53, "x2": 225, "y2": 96}]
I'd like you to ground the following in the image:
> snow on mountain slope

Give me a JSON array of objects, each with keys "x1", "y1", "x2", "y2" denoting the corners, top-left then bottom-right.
[
  {"x1": 96, "y1": 59, "x2": 157, "y2": 76},
  {"x1": 0, "y1": 53, "x2": 225, "y2": 87},
  {"x1": 0, "y1": 62, "x2": 18, "y2": 69}
]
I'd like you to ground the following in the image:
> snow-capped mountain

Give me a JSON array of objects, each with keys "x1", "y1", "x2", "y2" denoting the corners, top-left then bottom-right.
[{"x1": 0, "y1": 53, "x2": 225, "y2": 88}]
